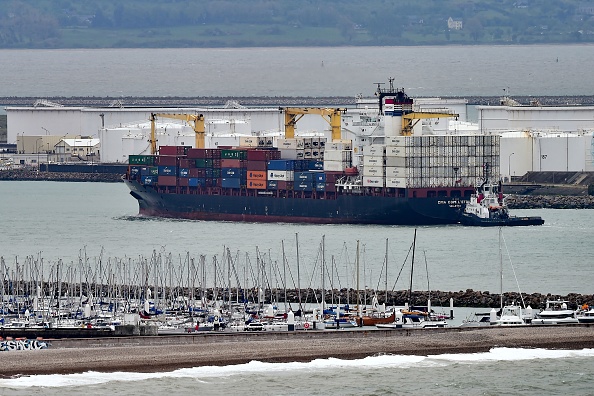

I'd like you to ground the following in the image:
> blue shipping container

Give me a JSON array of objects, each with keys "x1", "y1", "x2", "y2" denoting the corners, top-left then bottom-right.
[
  {"x1": 293, "y1": 181, "x2": 313, "y2": 191},
  {"x1": 315, "y1": 182, "x2": 326, "y2": 192},
  {"x1": 221, "y1": 178, "x2": 242, "y2": 189},
  {"x1": 129, "y1": 166, "x2": 141, "y2": 176},
  {"x1": 158, "y1": 165, "x2": 177, "y2": 176},
  {"x1": 267, "y1": 180, "x2": 278, "y2": 190},
  {"x1": 315, "y1": 172, "x2": 326, "y2": 183},
  {"x1": 188, "y1": 177, "x2": 206, "y2": 187},
  {"x1": 267, "y1": 160, "x2": 294, "y2": 171},
  {"x1": 222, "y1": 168, "x2": 240, "y2": 178},
  {"x1": 309, "y1": 160, "x2": 324, "y2": 170},
  {"x1": 295, "y1": 171, "x2": 314, "y2": 181},
  {"x1": 178, "y1": 168, "x2": 190, "y2": 178},
  {"x1": 141, "y1": 175, "x2": 157, "y2": 185}
]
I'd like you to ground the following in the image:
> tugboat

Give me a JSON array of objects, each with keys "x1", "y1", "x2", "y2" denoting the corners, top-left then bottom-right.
[{"x1": 460, "y1": 165, "x2": 544, "y2": 227}]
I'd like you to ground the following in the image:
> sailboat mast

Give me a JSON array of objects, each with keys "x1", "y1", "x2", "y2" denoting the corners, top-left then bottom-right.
[
  {"x1": 385, "y1": 238, "x2": 388, "y2": 307},
  {"x1": 408, "y1": 229, "x2": 417, "y2": 307},
  {"x1": 356, "y1": 240, "x2": 361, "y2": 317},
  {"x1": 499, "y1": 226, "x2": 503, "y2": 310}
]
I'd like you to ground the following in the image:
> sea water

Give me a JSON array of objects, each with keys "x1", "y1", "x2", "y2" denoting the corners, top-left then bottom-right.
[
  {"x1": 0, "y1": 181, "x2": 592, "y2": 295},
  {"x1": 2, "y1": 44, "x2": 594, "y2": 394},
  {"x1": 1, "y1": 348, "x2": 594, "y2": 395}
]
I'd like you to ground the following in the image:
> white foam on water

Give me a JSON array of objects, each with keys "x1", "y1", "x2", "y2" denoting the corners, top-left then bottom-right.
[
  {"x1": 429, "y1": 347, "x2": 594, "y2": 362},
  {"x1": 3, "y1": 348, "x2": 594, "y2": 388}
]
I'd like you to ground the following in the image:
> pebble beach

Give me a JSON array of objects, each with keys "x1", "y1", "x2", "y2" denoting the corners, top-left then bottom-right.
[{"x1": 2, "y1": 326, "x2": 594, "y2": 378}]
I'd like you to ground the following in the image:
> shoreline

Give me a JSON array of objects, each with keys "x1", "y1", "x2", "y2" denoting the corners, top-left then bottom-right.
[{"x1": 1, "y1": 326, "x2": 594, "y2": 377}]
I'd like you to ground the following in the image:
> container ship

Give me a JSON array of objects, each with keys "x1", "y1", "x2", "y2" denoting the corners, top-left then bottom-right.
[{"x1": 124, "y1": 84, "x2": 501, "y2": 225}]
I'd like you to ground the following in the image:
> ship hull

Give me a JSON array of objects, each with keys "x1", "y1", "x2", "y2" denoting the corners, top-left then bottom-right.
[
  {"x1": 125, "y1": 180, "x2": 465, "y2": 225},
  {"x1": 459, "y1": 213, "x2": 545, "y2": 227}
]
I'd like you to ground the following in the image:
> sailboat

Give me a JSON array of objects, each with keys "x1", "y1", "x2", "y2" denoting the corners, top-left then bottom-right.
[
  {"x1": 489, "y1": 227, "x2": 532, "y2": 326},
  {"x1": 376, "y1": 229, "x2": 447, "y2": 329}
]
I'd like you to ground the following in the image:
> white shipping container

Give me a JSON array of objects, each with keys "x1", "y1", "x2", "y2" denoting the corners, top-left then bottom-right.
[
  {"x1": 363, "y1": 156, "x2": 385, "y2": 167},
  {"x1": 277, "y1": 138, "x2": 304, "y2": 150},
  {"x1": 385, "y1": 156, "x2": 406, "y2": 167},
  {"x1": 362, "y1": 165, "x2": 385, "y2": 177},
  {"x1": 303, "y1": 137, "x2": 313, "y2": 149},
  {"x1": 385, "y1": 177, "x2": 407, "y2": 188},
  {"x1": 385, "y1": 146, "x2": 407, "y2": 157},
  {"x1": 327, "y1": 142, "x2": 349, "y2": 151},
  {"x1": 239, "y1": 136, "x2": 258, "y2": 147},
  {"x1": 268, "y1": 170, "x2": 294, "y2": 181},
  {"x1": 385, "y1": 166, "x2": 408, "y2": 178},
  {"x1": 362, "y1": 176, "x2": 385, "y2": 187},
  {"x1": 323, "y1": 160, "x2": 347, "y2": 172},
  {"x1": 279, "y1": 148, "x2": 303, "y2": 160},
  {"x1": 324, "y1": 149, "x2": 351, "y2": 162},
  {"x1": 362, "y1": 144, "x2": 386, "y2": 156},
  {"x1": 385, "y1": 136, "x2": 411, "y2": 146}
]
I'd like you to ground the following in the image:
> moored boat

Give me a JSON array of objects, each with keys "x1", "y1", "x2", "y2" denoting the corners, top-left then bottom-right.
[{"x1": 531, "y1": 300, "x2": 578, "y2": 325}]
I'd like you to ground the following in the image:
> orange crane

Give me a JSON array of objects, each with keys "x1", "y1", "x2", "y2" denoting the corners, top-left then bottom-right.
[
  {"x1": 149, "y1": 113, "x2": 205, "y2": 154},
  {"x1": 282, "y1": 107, "x2": 346, "y2": 141}
]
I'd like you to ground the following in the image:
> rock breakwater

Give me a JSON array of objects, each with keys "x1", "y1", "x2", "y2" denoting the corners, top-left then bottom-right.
[{"x1": 506, "y1": 194, "x2": 594, "y2": 209}]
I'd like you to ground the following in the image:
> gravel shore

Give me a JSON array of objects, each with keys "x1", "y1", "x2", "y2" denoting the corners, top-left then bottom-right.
[{"x1": 2, "y1": 326, "x2": 594, "y2": 378}]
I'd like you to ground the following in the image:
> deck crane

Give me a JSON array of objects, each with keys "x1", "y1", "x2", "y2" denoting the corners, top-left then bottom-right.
[
  {"x1": 282, "y1": 108, "x2": 346, "y2": 141},
  {"x1": 401, "y1": 110, "x2": 459, "y2": 136},
  {"x1": 149, "y1": 113, "x2": 205, "y2": 154}
]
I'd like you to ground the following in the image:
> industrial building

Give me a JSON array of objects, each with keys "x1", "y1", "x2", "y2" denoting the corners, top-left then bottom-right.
[{"x1": 3, "y1": 98, "x2": 594, "y2": 179}]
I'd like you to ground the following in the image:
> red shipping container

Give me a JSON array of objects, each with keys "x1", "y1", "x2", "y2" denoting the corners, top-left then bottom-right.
[
  {"x1": 324, "y1": 171, "x2": 345, "y2": 183},
  {"x1": 159, "y1": 146, "x2": 186, "y2": 155},
  {"x1": 189, "y1": 168, "x2": 206, "y2": 177},
  {"x1": 156, "y1": 155, "x2": 179, "y2": 166},
  {"x1": 277, "y1": 181, "x2": 293, "y2": 190},
  {"x1": 247, "y1": 160, "x2": 267, "y2": 171},
  {"x1": 246, "y1": 150, "x2": 267, "y2": 161},
  {"x1": 221, "y1": 159, "x2": 241, "y2": 168},
  {"x1": 158, "y1": 175, "x2": 177, "y2": 186},
  {"x1": 178, "y1": 159, "x2": 192, "y2": 168},
  {"x1": 325, "y1": 182, "x2": 337, "y2": 192},
  {"x1": 178, "y1": 177, "x2": 189, "y2": 187},
  {"x1": 187, "y1": 148, "x2": 207, "y2": 159}
]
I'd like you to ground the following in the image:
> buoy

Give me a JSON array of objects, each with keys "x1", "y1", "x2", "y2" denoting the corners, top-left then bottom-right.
[{"x1": 303, "y1": 322, "x2": 310, "y2": 329}]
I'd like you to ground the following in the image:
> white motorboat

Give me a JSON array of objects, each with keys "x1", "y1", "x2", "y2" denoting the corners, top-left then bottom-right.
[
  {"x1": 531, "y1": 300, "x2": 578, "y2": 325},
  {"x1": 490, "y1": 305, "x2": 528, "y2": 326},
  {"x1": 576, "y1": 306, "x2": 594, "y2": 324}
]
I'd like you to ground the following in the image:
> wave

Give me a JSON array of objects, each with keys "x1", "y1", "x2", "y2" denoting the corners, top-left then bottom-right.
[{"x1": 3, "y1": 347, "x2": 594, "y2": 388}]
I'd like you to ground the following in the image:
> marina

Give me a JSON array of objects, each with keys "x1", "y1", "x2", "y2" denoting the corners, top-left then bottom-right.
[{"x1": 2, "y1": 44, "x2": 594, "y2": 394}]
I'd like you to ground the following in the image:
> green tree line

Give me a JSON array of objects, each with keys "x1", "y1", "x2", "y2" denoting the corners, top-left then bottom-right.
[{"x1": 1, "y1": 0, "x2": 594, "y2": 48}]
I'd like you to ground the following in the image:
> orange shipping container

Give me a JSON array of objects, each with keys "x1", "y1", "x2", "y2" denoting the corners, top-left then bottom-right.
[
  {"x1": 246, "y1": 179, "x2": 267, "y2": 189},
  {"x1": 247, "y1": 170, "x2": 267, "y2": 180}
]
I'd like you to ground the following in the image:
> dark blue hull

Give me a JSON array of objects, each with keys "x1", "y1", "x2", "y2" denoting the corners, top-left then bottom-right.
[{"x1": 125, "y1": 180, "x2": 468, "y2": 225}]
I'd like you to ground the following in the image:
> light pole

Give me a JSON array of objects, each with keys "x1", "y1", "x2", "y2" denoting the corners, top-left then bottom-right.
[
  {"x1": 508, "y1": 152, "x2": 515, "y2": 181},
  {"x1": 36, "y1": 138, "x2": 42, "y2": 169}
]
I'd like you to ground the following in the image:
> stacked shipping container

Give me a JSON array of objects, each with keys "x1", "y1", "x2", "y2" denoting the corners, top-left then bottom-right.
[{"x1": 361, "y1": 135, "x2": 501, "y2": 188}]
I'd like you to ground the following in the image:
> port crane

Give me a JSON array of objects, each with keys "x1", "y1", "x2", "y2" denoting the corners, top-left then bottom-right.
[
  {"x1": 282, "y1": 107, "x2": 346, "y2": 141},
  {"x1": 401, "y1": 110, "x2": 459, "y2": 136},
  {"x1": 149, "y1": 113, "x2": 205, "y2": 154}
]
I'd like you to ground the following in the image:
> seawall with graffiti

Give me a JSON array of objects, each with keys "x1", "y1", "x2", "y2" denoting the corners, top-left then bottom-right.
[{"x1": 0, "y1": 339, "x2": 50, "y2": 351}]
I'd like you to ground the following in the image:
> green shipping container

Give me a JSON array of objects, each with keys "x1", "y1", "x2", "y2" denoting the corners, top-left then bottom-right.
[
  {"x1": 221, "y1": 149, "x2": 247, "y2": 160},
  {"x1": 195, "y1": 159, "x2": 214, "y2": 168},
  {"x1": 129, "y1": 155, "x2": 155, "y2": 165}
]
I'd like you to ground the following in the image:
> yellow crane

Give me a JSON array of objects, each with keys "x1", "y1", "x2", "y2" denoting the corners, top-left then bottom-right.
[
  {"x1": 282, "y1": 107, "x2": 346, "y2": 141},
  {"x1": 149, "y1": 113, "x2": 205, "y2": 154},
  {"x1": 401, "y1": 110, "x2": 458, "y2": 136}
]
